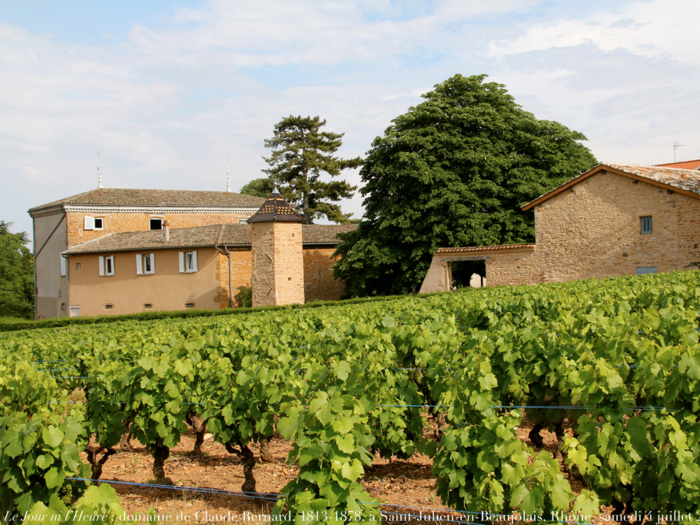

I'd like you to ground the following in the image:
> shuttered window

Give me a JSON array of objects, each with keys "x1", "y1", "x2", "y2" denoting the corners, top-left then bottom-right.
[{"x1": 640, "y1": 216, "x2": 652, "y2": 235}]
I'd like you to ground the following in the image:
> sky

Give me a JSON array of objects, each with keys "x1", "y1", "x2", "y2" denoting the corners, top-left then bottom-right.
[{"x1": 2, "y1": 0, "x2": 699, "y2": 243}]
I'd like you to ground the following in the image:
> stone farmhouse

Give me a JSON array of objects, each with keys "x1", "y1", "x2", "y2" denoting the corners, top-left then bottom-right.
[
  {"x1": 29, "y1": 188, "x2": 353, "y2": 318},
  {"x1": 420, "y1": 163, "x2": 700, "y2": 292}
]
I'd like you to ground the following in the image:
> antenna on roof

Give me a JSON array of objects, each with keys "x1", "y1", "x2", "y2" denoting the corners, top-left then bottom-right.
[
  {"x1": 97, "y1": 152, "x2": 103, "y2": 189},
  {"x1": 674, "y1": 142, "x2": 684, "y2": 162},
  {"x1": 226, "y1": 156, "x2": 231, "y2": 192}
]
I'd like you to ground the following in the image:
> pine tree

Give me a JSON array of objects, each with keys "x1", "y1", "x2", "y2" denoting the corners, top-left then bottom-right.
[{"x1": 262, "y1": 116, "x2": 361, "y2": 224}]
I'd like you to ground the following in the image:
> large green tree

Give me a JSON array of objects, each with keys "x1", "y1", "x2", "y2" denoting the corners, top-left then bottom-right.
[
  {"x1": 262, "y1": 115, "x2": 361, "y2": 224},
  {"x1": 240, "y1": 177, "x2": 274, "y2": 199},
  {"x1": 333, "y1": 74, "x2": 598, "y2": 297},
  {"x1": 0, "y1": 221, "x2": 34, "y2": 319}
]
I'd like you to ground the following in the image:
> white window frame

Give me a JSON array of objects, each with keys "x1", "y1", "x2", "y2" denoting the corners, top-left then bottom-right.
[
  {"x1": 150, "y1": 218, "x2": 163, "y2": 230},
  {"x1": 99, "y1": 255, "x2": 115, "y2": 276},
  {"x1": 179, "y1": 251, "x2": 198, "y2": 273},
  {"x1": 136, "y1": 253, "x2": 156, "y2": 275},
  {"x1": 93, "y1": 217, "x2": 104, "y2": 230}
]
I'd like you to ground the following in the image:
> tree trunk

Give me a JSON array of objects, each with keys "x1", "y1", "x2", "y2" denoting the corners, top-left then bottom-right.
[
  {"x1": 225, "y1": 443, "x2": 257, "y2": 494},
  {"x1": 259, "y1": 436, "x2": 277, "y2": 463},
  {"x1": 85, "y1": 447, "x2": 116, "y2": 480},
  {"x1": 186, "y1": 413, "x2": 207, "y2": 455},
  {"x1": 119, "y1": 419, "x2": 134, "y2": 451},
  {"x1": 529, "y1": 424, "x2": 544, "y2": 448},
  {"x1": 152, "y1": 444, "x2": 172, "y2": 485}
]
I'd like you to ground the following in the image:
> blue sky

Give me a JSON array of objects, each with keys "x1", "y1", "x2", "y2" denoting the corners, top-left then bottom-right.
[{"x1": 2, "y1": 0, "x2": 699, "y2": 241}]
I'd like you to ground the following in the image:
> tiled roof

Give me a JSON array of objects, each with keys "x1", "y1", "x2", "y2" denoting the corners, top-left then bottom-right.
[
  {"x1": 248, "y1": 190, "x2": 304, "y2": 223},
  {"x1": 655, "y1": 159, "x2": 700, "y2": 170},
  {"x1": 522, "y1": 163, "x2": 700, "y2": 211},
  {"x1": 436, "y1": 244, "x2": 535, "y2": 254},
  {"x1": 66, "y1": 223, "x2": 357, "y2": 254},
  {"x1": 30, "y1": 188, "x2": 266, "y2": 212}
]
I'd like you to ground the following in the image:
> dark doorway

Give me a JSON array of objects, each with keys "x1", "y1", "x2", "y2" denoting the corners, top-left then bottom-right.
[{"x1": 450, "y1": 260, "x2": 486, "y2": 289}]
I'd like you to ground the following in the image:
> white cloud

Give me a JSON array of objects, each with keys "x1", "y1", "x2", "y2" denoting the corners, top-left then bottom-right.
[{"x1": 2, "y1": 0, "x2": 700, "y2": 239}]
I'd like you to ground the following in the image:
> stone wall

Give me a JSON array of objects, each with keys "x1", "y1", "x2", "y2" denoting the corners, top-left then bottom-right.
[
  {"x1": 303, "y1": 247, "x2": 345, "y2": 302},
  {"x1": 66, "y1": 211, "x2": 248, "y2": 248},
  {"x1": 217, "y1": 249, "x2": 252, "y2": 308},
  {"x1": 421, "y1": 169, "x2": 700, "y2": 292},
  {"x1": 531, "y1": 170, "x2": 700, "y2": 281},
  {"x1": 251, "y1": 222, "x2": 304, "y2": 307}
]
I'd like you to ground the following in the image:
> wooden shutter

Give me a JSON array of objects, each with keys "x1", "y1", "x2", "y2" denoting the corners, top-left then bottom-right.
[
  {"x1": 191, "y1": 251, "x2": 198, "y2": 272},
  {"x1": 60, "y1": 255, "x2": 67, "y2": 277},
  {"x1": 150, "y1": 253, "x2": 155, "y2": 274},
  {"x1": 84, "y1": 216, "x2": 95, "y2": 230},
  {"x1": 99, "y1": 256, "x2": 105, "y2": 276},
  {"x1": 179, "y1": 252, "x2": 185, "y2": 273},
  {"x1": 136, "y1": 254, "x2": 143, "y2": 275}
]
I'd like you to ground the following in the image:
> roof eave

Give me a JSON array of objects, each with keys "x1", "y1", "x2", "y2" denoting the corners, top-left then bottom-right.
[{"x1": 521, "y1": 164, "x2": 700, "y2": 211}]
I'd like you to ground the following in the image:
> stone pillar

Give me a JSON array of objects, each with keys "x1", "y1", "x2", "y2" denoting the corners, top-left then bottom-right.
[{"x1": 249, "y1": 189, "x2": 305, "y2": 307}]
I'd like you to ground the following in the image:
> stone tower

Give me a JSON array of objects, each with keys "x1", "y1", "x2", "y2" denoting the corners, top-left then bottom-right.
[{"x1": 248, "y1": 188, "x2": 305, "y2": 307}]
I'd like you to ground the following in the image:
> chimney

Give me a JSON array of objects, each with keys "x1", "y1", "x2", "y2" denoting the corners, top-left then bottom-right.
[{"x1": 163, "y1": 220, "x2": 170, "y2": 242}]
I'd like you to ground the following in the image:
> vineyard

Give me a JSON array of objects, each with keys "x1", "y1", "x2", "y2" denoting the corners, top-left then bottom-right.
[{"x1": 2, "y1": 271, "x2": 700, "y2": 524}]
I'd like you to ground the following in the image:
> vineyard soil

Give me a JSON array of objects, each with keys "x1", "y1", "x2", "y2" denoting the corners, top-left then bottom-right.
[{"x1": 82, "y1": 419, "x2": 597, "y2": 524}]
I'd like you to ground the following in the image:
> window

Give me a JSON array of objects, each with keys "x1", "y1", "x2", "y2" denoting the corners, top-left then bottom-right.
[
  {"x1": 239, "y1": 218, "x2": 248, "y2": 224},
  {"x1": 76, "y1": 262, "x2": 81, "y2": 271},
  {"x1": 84, "y1": 216, "x2": 105, "y2": 230},
  {"x1": 136, "y1": 253, "x2": 156, "y2": 275},
  {"x1": 99, "y1": 255, "x2": 115, "y2": 276},
  {"x1": 640, "y1": 216, "x2": 653, "y2": 234},
  {"x1": 144, "y1": 303, "x2": 153, "y2": 309},
  {"x1": 179, "y1": 251, "x2": 198, "y2": 273},
  {"x1": 185, "y1": 303, "x2": 195, "y2": 308},
  {"x1": 636, "y1": 266, "x2": 657, "y2": 275},
  {"x1": 150, "y1": 218, "x2": 163, "y2": 230},
  {"x1": 104, "y1": 304, "x2": 114, "y2": 309}
]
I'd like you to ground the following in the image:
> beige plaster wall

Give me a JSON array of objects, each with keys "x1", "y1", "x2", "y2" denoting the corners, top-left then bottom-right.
[{"x1": 67, "y1": 248, "x2": 220, "y2": 317}]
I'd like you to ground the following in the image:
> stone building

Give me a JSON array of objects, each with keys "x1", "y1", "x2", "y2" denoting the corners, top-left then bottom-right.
[
  {"x1": 30, "y1": 187, "x2": 353, "y2": 318},
  {"x1": 420, "y1": 163, "x2": 700, "y2": 292}
]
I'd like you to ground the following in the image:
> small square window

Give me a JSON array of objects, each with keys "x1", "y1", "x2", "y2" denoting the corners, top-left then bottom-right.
[
  {"x1": 640, "y1": 216, "x2": 652, "y2": 234},
  {"x1": 150, "y1": 218, "x2": 163, "y2": 230},
  {"x1": 94, "y1": 218, "x2": 104, "y2": 230}
]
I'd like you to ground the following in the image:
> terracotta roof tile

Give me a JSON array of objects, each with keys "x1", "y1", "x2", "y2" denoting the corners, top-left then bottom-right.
[
  {"x1": 436, "y1": 244, "x2": 535, "y2": 254},
  {"x1": 66, "y1": 223, "x2": 356, "y2": 254},
  {"x1": 654, "y1": 159, "x2": 700, "y2": 170},
  {"x1": 30, "y1": 188, "x2": 266, "y2": 212}
]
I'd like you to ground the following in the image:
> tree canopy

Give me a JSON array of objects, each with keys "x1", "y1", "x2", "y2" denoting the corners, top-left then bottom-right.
[
  {"x1": 262, "y1": 115, "x2": 361, "y2": 224},
  {"x1": 0, "y1": 221, "x2": 34, "y2": 319},
  {"x1": 240, "y1": 177, "x2": 274, "y2": 199},
  {"x1": 332, "y1": 74, "x2": 598, "y2": 297}
]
